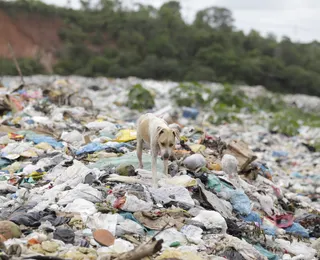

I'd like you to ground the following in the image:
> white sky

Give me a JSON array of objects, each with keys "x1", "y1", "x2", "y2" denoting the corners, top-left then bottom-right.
[{"x1": 43, "y1": 0, "x2": 320, "y2": 43}]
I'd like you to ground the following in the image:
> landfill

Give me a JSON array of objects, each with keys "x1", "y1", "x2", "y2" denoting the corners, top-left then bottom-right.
[{"x1": 0, "y1": 75, "x2": 320, "y2": 260}]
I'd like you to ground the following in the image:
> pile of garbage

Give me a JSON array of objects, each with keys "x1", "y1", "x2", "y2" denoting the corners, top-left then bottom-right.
[{"x1": 0, "y1": 76, "x2": 320, "y2": 260}]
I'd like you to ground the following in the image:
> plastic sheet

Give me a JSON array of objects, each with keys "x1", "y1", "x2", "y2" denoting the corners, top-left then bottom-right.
[{"x1": 229, "y1": 190, "x2": 251, "y2": 216}]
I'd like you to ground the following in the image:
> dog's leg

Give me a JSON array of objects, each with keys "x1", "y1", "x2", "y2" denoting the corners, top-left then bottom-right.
[
  {"x1": 152, "y1": 153, "x2": 158, "y2": 188},
  {"x1": 136, "y1": 136, "x2": 143, "y2": 169},
  {"x1": 151, "y1": 143, "x2": 159, "y2": 188},
  {"x1": 163, "y1": 159, "x2": 169, "y2": 178}
]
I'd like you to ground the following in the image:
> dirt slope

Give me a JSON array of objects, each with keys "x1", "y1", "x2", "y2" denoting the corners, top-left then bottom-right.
[{"x1": 0, "y1": 9, "x2": 63, "y2": 72}]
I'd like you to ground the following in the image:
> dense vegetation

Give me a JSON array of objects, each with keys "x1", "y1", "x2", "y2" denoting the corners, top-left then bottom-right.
[{"x1": 1, "y1": 0, "x2": 320, "y2": 96}]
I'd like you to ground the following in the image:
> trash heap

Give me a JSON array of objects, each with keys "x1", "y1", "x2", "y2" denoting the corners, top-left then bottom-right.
[{"x1": 0, "y1": 76, "x2": 320, "y2": 260}]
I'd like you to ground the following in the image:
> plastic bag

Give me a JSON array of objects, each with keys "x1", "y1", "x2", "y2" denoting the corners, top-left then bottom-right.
[
  {"x1": 0, "y1": 158, "x2": 11, "y2": 168},
  {"x1": 155, "y1": 227, "x2": 187, "y2": 248},
  {"x1": 241, "y1": 211, "x2": 263, "y2": 226},
  {"x1": 76, "y1": 142, "x2": 133, "y2": 156},
  {"x1": 275, "y1": 239, "x2": 316, "y2": 260},
  {"x1": 86, "y1": 121, "x2": 117, "y2": 131},
  {"x1": 89, "y1": 151, "x2": 164, "y2": 173},
  {"x1": 116, "y1": 219, "x2": 145, "y2": 236},
  {"x1": 272, "y1": 151, "x2": 288, "y2": 157},
  {"x1": 192, "y1": 210, "x2": 227, "y2": 234},
  {"x1": 207, "y1": 174, "x2": 222, "y2": 192},
  {"x1": 229, "y1": 190, "x2": 251, "y2": 216},
  {"x1": 115, "y1": 129, "x2": 137, "y2": 142},
  {"x1": 180, "y1": 225, "x2": 203, "y2": 244},
  {"x1": 52, "y1": 160, "x2": 90, "y2": 188},
  {"x1": 156, "y1": 249, "x2": 206, "y2": 260},
  {"x1": 197, "y1": 179, "x2": 233, "y2": 219},
  {"x1": 182, "y1": 107, "x2": 199, "y2": 119},
  {"x1": 284, "y1": 223, "x2": 309, "y2": 238},
  {"x1": 151, "y1": 186, "x2": 195, "y2": 208},
  {"x1": 61, "y1": 130, "x2": 85, "y2": 144},
  {"x1": 25, "y1": 133, "x2": 64, "y2": 149},
  {"x1": 97, "y1": 238, "x2": 134, "y2": 256},
  {"x1": 158, "y1": 175, "x2": 197, "y2": 187},
  {"x1": 86, "y1": 213, "x2": 118, "y2": 236},
  {"x1": 1, "y1": 142, "x2": 33, "y2": 160},
  {"x1": 57, "y1": 183, "x2": 103, "y2": 205},
  {"x1": 9, "y1": 210, "x2": 69, "y2": 227},
  {"x1": 62, "y1": 198, "x2": 97, "y2": 221},
  {"x1": 53, "y1": 227, "x2": 75, "y2": 244},
  {"x1": 122, "y1": 193, "x2": 153, "y2": 212},
  {"x1": 254, "y1": 244, "x2": 279, "y2": 260}
]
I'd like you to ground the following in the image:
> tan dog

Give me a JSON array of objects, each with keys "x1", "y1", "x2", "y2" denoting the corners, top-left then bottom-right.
[{"x1": 136, "y1": 113, "x2": 179, "y2": 188}]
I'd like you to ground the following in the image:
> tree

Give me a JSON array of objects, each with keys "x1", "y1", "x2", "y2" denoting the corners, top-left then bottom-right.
[
  {"x1": 194, "y1": 7, "x2": 234, "y2": 31},
  {"x1": 2, "y1": 0, "x2": 320, "y2": 96}
]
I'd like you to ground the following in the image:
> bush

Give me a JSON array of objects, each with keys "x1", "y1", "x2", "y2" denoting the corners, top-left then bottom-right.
[
  {"x1": 269, "y1": 107, "x2": 320, "y2": 136},
  {"x1": 0, "y1": 58, "x2": 45, "y2": 76},
  {"x1": 127, "y1": 84, "x2": 155, "y2": 111},
  {"x1": 169, "y1": 82, "x2": 213, "y2": 107}
]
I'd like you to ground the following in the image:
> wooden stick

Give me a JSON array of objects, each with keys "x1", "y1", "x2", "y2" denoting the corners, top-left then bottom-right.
[{"x1": 7, "y1": 42, "x2": 25, "y2": 85}]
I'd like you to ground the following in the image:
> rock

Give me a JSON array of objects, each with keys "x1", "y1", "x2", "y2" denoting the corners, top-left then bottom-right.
[
  {"x1": 116, "y1": 164, "x2": 136, "y2": 177},
  {"x1": 183, "y1": 154, "x2": 206, "y2": 171},
  {"x1": 0, "y1": 221, "x2": 21, "y2": 241}
]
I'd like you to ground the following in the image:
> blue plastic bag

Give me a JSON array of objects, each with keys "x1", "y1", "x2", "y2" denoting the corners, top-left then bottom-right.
[
  {"x1": 254, "y1": 244, "x2": 279, "y2": 260},
  {"x1": 207, "y1": 174, "x2": 222, "y2": 192},
  {"x1": 25, "y1": 134, "x2": 64, "y2": 149},
  {"x1": 284, "y1": 222, "x2": 309, "y2": 238},
  {"x1": 241, "y1": 211, "x2": 262, "y2": 226},
  {"x1": 229, "y1": 190, "x2": 251, "y2": 216},
  {"x1": 76, "y1": 142, "x2": 134, "y2": 156},
  {"x1": 182, "y1": 107, "x2": 199, "y2": 119},
  {"x1": 261, "y1": 225, "x2": 277, "y2": 236},
  {"x1": 0, "y1": 158, "x2": 11, "y2": 168},
  {"x1": 272, "y1": 151, "x2": 288, "y2": 157},
  {"x1": 76, "y1": 142, "x2": 106, "y2": 155}
]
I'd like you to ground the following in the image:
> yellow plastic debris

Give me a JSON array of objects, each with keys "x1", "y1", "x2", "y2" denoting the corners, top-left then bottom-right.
[
  {"x1": 12, "y1": 117, "x2": 22, "y2": 125},
  {"x1": 35, "y1": 142, "x2": 53, "y2": 151},
  {"x1": 159, "y1": 175, "x2": 197, "y2": 187},
  {"x1": 207, "y1": 162, "x2": 222, "y2": 171},
  {"x1": 156, "y1": 249, "x2": 205, "y2": 260},
  {"x1": 21, "y1": 150, "x2": 38, "y2": 158},
  {"x1": 180, "y1": 136, "x2": 188, "y2": 142},
  {"x1": 189, "y1": 144, "x2": 206, "y2": 153},
  {"x1": 115, "y1": 129, "x2": 137, "y2": 142},
  {"x1": 28, "y1": 171, "x2": 46, "y2": 180}
]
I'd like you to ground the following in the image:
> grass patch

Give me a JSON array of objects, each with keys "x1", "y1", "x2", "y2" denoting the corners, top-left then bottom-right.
[
  {"x1": 169, "y1": 82, "x2": 213, "y2": 108},
  {"x1": 269, "y1": 107, "x2": 320, "y2": 136}
]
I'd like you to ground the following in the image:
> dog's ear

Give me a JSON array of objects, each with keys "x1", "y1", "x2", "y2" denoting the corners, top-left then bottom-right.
[
  {"x1": 157, "y1": 126, "x2": 164, "y2": 136},
  {"x1": 172, "y1": 128, "x2": 180, "y2": 142},
  {"x1": 169, "y1": 123, "x2": 181, "y2": 142}
]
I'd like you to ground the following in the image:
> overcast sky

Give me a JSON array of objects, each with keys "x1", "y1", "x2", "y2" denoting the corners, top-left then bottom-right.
[{"x1": 43, "y1": 0, "x2": 320, "y2": 43}]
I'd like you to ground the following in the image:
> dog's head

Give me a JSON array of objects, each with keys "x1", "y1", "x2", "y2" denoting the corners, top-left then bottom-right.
[{"x1": 157, "y1": 127, "x2": 179, "y2": 160}]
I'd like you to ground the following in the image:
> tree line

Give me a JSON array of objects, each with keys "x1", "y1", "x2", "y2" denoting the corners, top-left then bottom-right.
[{"x1": 1, "y1": 0, "x2": 320, "y2": 96}]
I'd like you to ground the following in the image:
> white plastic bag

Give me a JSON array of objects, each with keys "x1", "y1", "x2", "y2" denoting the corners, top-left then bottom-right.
[
  {"x1": 86, "y1": 212, "x2": 118, "y2": 235},
  {"x1": 192, "y1": 210, "x2": 227, "y2": 234}
]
